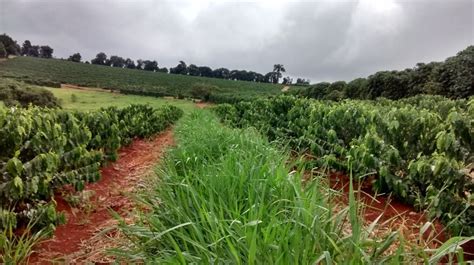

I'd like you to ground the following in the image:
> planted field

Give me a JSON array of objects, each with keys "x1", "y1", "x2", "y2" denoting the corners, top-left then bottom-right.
[
  {"x1": 214, "y1": 95, "x2": 474, "y2": 236},
  {"x1": 0, "y1": 103, "x2": 183, "y2": 263},
  {"x1": 0, "y1": 57, "x2": 283, "y2": 102},
  {"x1": 111, "y1": 110, "x2": 470, "y2": 263}
]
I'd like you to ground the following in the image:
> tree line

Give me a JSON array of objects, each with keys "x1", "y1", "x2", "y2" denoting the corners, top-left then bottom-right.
[
  {"x1": 292, "y1": 45, "x2": 473, "y2": 100},
  {"x1": 1, "y1": 33, "x2": 309, "y2": 85},
  {"x1": 0, "y1": 34, "x2": 54, "y2": 59}
]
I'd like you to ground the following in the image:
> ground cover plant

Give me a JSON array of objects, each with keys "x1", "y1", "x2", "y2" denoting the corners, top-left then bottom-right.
[
  {"x1": 0, "y1": 57, "x2": 283, "y2": 103},
  {"x1": 214, "y1": 95, "x2": 474, "y2": 236}
]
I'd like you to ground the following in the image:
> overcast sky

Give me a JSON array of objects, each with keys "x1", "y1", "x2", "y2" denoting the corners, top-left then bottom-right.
[{"x1": 0, "y1": 0, "x2": 472, "y2": 82}]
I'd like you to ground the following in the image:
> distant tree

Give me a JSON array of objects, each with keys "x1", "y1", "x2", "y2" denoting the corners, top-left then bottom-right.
[
  {"x1": 263, "y1": 72, "x2": 274, "y2": 83},
  {"x1": 91, "y1": 52, "x2": 108, "y2": 65},
  {"x1": 170, "y1": 61, "x2": 188, "y2": 75},
  {"x1": 108, "y1": 55, "x2": 125, "y2": 67},
  {"x1": 157, "y1": 67, "x2": 168, "y2": 73},
  {"x1": 0, "y1": 34, "x2": 20, "y2": 56},
  {"x1": 158, "y1": 67, "x2": 168, "y2": 74},
  {"x1": 136, "y1": 59, "x2": 144, "y2": 70},
  {"x1": 344, "y1": 78, "x2": 367, "y2": 99},
  {"x1": 21, "y1": 40, "x2": 32, "y2": 56},
  {"x1": 39, "y1": 45, "x2": 53, "y2": 58},
  {"x1": 187, "y1": 64, "x2": 200, "y2": 76},
  {"x1": 27, "y1": 45, "x2": 40, "y2": 57},
  {"x1": 124, "y1": 58, "x2": 135, "y2": 69},
  {"x1": 85, "y1": 61, "x2": 90, "y2": 64},
  {"x1": 68, "y1": 53, "x2": 82, "y2": 63},
  {"x1": 295, "y1": 78, "x2": 310, "y2": 86},
  {"x1": 306, "y1": 82, "x2": 330, "y2": 99},
  {"x1": 143, "y1": 60, "x2": 159, "y2": 71},
  {"x1": 272, "y1": 64, "x2": 286, "y2": 84},
  {"x1": 198, "y1": 66, "x2": 213, "y2": 77},
  {"x1": 212, "y1": 68, "x2": 230, "y2": 79},
  {"x1": 255, "y1": 73, "x2": 265, "y2": 82},
  {"x1": 282, "y1": 76, "x2": 293, "y2": 85},
  {"x1": 0, "y1": 43, "x2": 6, "y2": 58}
]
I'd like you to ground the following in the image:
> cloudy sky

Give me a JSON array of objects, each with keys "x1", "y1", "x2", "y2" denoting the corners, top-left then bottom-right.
[{"x1": 0, "y1": 0, "x2": 472, "y2": 82}]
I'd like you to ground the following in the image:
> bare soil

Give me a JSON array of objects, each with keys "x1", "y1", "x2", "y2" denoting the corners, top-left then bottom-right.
[
  {"x1": 28, "y1": 129, "x2": 174, "y2": 264},
  {"x1": 328, "y1": 171, "x2": 473, "y2": 260}
]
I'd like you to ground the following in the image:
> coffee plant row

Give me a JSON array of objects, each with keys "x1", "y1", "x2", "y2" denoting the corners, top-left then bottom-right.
[
  {"x1": 214, "y1": 95, "x2": 473, "y2": 236},
  {"x1": 0, "y1": 104, "x2": 183, "y2": 231}
]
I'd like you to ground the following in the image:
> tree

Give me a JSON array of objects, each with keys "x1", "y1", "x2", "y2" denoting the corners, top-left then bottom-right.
[
  {"x1": 0, "y1": 42, "x2": 6, "y2": 58},
  {"x1": 136, "y1": 59, "x2": 144, "y2": 70},
  {"x1": 272, "y1": 64, "x2": 286, "y2": 84},
  {"x1": 212, "y1": 68, "x2": 230, "y2": 79},
  {"x1": 157, "y1": 67, "x2": 168, "y2": 73},
  {"x1": 295, "y1": 78, "x2": 310, "y2": 86},
  {"x1": 187, "y1": 64, "x2": 200, "y2": 76},
  {"x1": 27, "y1": 45, "x2": 40, "y2": 57},
  {"x1": 39, "y1": 45, "x2": 53, "y2": 58},
  {"x1": 0, "y1": 34, "x2": 20, "y2": 56},
  {"x1": 21, "y1": 40, "x2": 32, "y2": 56},
  {"x1": 108, "y1": 55, "x2": 125, "y2": 67},
  {"x1": 125, "y1": 58, "x2": 135, "y2": 69},
  {"x1": 170, "y1": 61, "x2": 188, "y2": 75},
  {"x1": 91, "y1": 52, "x2": 107, "y2": 65},
  {"x1": 282, "y1": 76, "x2": 293, "y2": 85},
  {"x1": 143, "y1": 60, "x2": 159, "y2": 71},
  {"x1": 198, "y1": 66, "x2": 213, "y2": 77},
  {"x1": 344, "y1": 78, "x2": 367, "y2": 99},
  {"x1": 68, "y1": 53, "x2": 82, "y2": 63}
]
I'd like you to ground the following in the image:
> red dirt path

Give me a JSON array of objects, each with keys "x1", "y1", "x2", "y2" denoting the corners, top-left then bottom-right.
[
  {"x1": 328, "y1": 171, "x2": 473, "y2": 260},
  {"x1": 28, "y1": 129, "x2": 174, "y2": 264}
]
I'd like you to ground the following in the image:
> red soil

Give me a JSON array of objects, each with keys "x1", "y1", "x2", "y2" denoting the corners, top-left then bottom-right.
[
  {"x1": 328, "y1": 171, "x2": 473, "y2": 260},
  {"x1": 28, "y1": 129, "x2": 174, "y2": 264}
]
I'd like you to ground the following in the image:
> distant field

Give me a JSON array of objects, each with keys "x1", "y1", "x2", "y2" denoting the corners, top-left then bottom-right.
[
  {"x1": 0, "y1": 57, "x2": 284, "y2": 102},
  {"x1": 46, "y1": 86, "x2": 196, "y2": 112}
]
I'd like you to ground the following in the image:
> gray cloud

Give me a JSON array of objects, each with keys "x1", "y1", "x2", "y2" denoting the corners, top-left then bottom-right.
[{"x1": 0, "y1": 0, "x2": 472, "y2": 82}]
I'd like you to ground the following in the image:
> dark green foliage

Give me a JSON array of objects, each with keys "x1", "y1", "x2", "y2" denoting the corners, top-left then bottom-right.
[
  {"x1": 295, "y1": 46, "x2": 473, "y2": 100},
  {"x1": 0, "y1": 79, "x2": 60, "y2": 107},
  {"x1": 39, "y1": 46, "x2": 53, "y2": 59},
  {"x1": 0, "y1": 104, "x2": 183, "y2": 232},
  {"x1": 0, "y1": 34, "x2": 20, "y2": 56},
  {"x1": 214, "y1": 95, "x2": 474, "y2": 236},
  {"x1": 0, "y1": 43, "x2": 7, "y2": 58},
  {"x1": 67, "y1": 53, "x2": 82, "y2": 63}
]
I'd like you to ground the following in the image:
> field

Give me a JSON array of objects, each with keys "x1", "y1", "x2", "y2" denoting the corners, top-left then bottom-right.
[
  {"x1": 1, "y1": 65, "x2": 473, "y2": 263},
  {"x1": 45, "y1": 85, "x2": 196, "y2": 112},
  {"x1": 0, "y1": 57, "x2": 284, "y2": 102}
]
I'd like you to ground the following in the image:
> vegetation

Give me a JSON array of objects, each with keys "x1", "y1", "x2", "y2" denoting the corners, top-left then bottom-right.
[
  {"x1": 0, "y1": 79, "x2": 60, "y2": 108},
  {"x1": 114, "y1": 110, "x2": 469, "y2": 263},
  {"x1": 44, "y1": 86, "x2": 196, "y2": 113},
  {"x1": 0, "y1": 104, "x2": 183, "y2": 234},
  {"x1": 0, "y1": 56, "x2": 283, "y2": 103},
  {"x1": 214, "y1": 95, "x2": 474, "y2": 236},
  {"x1": 290, "y1": 46, "x2": 474, "y2": 100}
]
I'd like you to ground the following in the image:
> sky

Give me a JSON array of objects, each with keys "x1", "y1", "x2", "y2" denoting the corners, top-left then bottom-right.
[{"x1": 0, "y1": 0, "x2": 473, "y2": 82}]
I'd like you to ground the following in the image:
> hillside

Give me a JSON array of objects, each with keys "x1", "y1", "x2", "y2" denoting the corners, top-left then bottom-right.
[{"x1": 0, "y1": 56, "x2": 284, "y2": 102}]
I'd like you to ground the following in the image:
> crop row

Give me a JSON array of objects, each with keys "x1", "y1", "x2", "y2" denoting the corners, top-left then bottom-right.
[
  {"x1": 214, "y1": 95, "x2": 474, "y2": 235},
  {"x1": 0, "y1": 104, "x2": 183, "y2": 231}
]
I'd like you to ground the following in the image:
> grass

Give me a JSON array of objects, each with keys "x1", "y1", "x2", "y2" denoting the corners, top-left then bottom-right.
[
  {"x1": 110, "y1": 110, "x2": 470, "y2": 264},
  {"x1": 45, "y1": 87, "x2": 197, "y2": 113},
  {"x1": 0, "y1": 57, "x2": 284, "y2": 102}
]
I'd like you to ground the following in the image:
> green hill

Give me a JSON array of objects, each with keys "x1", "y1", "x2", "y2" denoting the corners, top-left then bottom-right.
[{"x1": 0, "y1": 56, "x2": 284, "y2": 102}]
